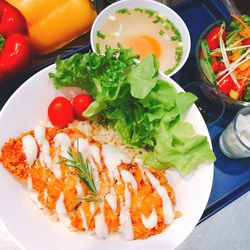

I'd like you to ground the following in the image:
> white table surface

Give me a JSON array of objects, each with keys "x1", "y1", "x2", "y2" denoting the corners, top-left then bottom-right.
[{"x1": 0, "y1": 191, "x2": 249, "y2": 250}]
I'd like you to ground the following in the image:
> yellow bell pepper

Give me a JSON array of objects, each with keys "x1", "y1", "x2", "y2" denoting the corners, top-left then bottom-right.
[
  {"x1": 7, "y1": 0, "x2": 97, "y2": 55},
  {"x1": 229, "y1": 89, "x2": 239, "y2": 100}
]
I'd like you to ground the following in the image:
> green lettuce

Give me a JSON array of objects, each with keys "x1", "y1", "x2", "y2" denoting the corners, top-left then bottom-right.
[{"x1": 49, "y1": 47, "x2": 216, "y2": 174}]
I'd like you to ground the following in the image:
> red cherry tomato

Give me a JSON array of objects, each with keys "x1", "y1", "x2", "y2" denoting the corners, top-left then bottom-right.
[
  {"x1": 216, "y1": 75, "x2": 234, "y2": 95},
  {"x1": 219, "y1": 62, "x2": 226, "y2": 71},
  {"x1": 212, "y1": 60, "x2": 219, "y2": 73},
  {"x1": 48, "y1": 97, "x2": 74, "y2": 127},
  {"x1": 72, "y1": 94, "x2": 93, "y2": 120},
  {"x1": 242, "y1": 38, "x2": 250, "y2": 46},
  {"x1": 205, "y1": 26, "x2": 226, "y2": 50}
]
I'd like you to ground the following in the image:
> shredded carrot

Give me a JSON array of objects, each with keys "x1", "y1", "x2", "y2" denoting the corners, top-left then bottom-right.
[
  {"x1": 211, "y1": 53, "x2": 222, "y2": 57},
  {"x1": 231, "y1": 14, "x2": 250, "y2": 30},
  {"x1": 231, "y1": 14, "x2": 250, "y2": 38},
  {"x1": 238, "y1": 59, "x2": 250, "y2": 72}
]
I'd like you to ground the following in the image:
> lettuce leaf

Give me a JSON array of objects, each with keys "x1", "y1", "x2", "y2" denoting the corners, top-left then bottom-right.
[{"x1": 49, "y1": 47, "x2": 216, "y2": 174}]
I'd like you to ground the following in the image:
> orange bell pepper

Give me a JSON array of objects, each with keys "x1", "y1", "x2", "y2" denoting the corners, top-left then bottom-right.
[{"x1": 7, "y1": 0, "x2": 97, "y2": 55}]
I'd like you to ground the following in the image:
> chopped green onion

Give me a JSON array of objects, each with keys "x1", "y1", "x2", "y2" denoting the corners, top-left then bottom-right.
[
  {"x1": 97, "y1": 31, "x2": 106, "y2": 40},
  {"x1": 159, "y1": 30, "x2": 164, "y2": 36},
  {"x1": 116, "y1": 8, "x2": 131, "y2": 15},
  {"x1": 153, "y1": 17, "x2": 161, "y2": 23},
  {"x1": 171, "y1": 35, "x2": 180, "y2": 41},
  {"x1": 96, "y1": 43, "x2": 101, "y2": 54},
  {"x1": 134, "y1": 8, "x2": 143, "y2": 13},
  {"x1": 145, "y1": 9, "x2": 155, "y2": 17}
]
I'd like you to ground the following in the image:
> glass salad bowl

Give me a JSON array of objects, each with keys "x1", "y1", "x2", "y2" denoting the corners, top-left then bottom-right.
[{"x1": 195, "y1": 18, "x2": 250, "y2": 109}]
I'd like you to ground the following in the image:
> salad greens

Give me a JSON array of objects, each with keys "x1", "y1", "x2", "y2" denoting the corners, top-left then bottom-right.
[{"x1": 49, "y1": 47, "x2": 215, "y2": 174}]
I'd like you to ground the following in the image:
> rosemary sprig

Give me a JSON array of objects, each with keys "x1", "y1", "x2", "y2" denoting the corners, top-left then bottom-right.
[{"x1": 61, "y1": 147, "x2": 100, "y2": 202}]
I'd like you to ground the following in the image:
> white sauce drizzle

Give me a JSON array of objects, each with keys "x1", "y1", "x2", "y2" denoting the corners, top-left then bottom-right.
[
  {"x1": 29, "y1": 192, "x2": 43, "y2": 209},
  {"x1": 145, "y1": 170, "x2": 174, "y2": 225},
  {"x1": 40, "y1": 139, "x2": 52, "y2": 168},
  {"x1": 27, "y1": 174, "x2": 33, "y2": 191},
  {"x1": 134, "y1": 157, "x2": 146, "y2": 182},
  {"x1": 89, "y1": 158, "x2": 100, "y2": 191},
  {"x1": 54, "y1": 133, "x2": 71, "y2": 159},
  {"x1": 119, "y1": 185, "x2": 134, "y2": 240},
  {"x1": 75, "y1": 180, "x2": 84, "y2": 197},
  {"x1": 44, "y1": 188, "x2": 48, "y2": 202},
  {"x1": 89, "y1": 144, "x2": 102, "y2": 169},
  {"x1": 80, "y1": 208, "x2": 89, "y2": 231},
  {"x1": 74, "y1": 138, "x2": 90, "y2": 160},
  {"x1": 51, "y1": 154, "x2": 62, "y2": 179},
  {"x1": 141, "y1": 209, "x2": 158, "y2": 229},
  {"x1": 22, "y1": 135, "x2": 38, "y2": 167},
  {"x1": 121, "y1": 170, "x2": 137, "y2": 192},
  {"x1": 90, "y1": 202, "x2": 95, "y2": 215},
  {"x1": 94, "y1": 203, "x2": 109, "y2": 238},
  {"x1": 105, "y1": 187, "x2": 117, "y2": 211},
  {"x1": 34, "y1": 126, "x2": 46, "y2": 145},
  {"x1": 102, "y1": 144, "x2": 131, "y2": 183},
  {"x1": 55, "y1": 192, "x2": 71, "y2": 227}
]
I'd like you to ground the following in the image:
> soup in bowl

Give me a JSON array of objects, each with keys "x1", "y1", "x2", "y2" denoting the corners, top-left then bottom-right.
[{"x1": 91, "y1": 0, "x2": 191, "y2": 76}]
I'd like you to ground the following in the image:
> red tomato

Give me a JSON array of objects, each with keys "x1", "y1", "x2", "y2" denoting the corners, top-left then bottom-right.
[
  {"x1": 72, "y1": 94, "x2": 93, "y2": 120},
  {"x1": 219, "y1": 62, "x2": 226, "y2": 71},
  {"x1": 216, "y1": 75, "x2": 234, "y2": 95},
  {"x1": 205, "y1": 26, "x2": 226, "y2": 50},
  {"x1": 48, "y1": 97, "x2": 74, "y2": 127},
  {"x1": 242, "y1": 38, "x2": 250, "y2": 46},
  {"x1": 212, "y1": 60, "x2": 219, "y2": 72}
]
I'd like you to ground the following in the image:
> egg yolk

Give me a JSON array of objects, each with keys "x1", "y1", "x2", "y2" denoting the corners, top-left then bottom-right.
[{"x1": 126, "y1": 35, "x2": 162, "y2": 60}]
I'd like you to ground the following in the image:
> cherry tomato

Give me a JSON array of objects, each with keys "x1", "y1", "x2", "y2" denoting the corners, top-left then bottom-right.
[
  {"x1": 72, "y1": 94, "x2": 93, "y2": 120},
  {"x1": 242, "y1": 38, "x2": 250, "y2": 46},
  {"x1": 219, "y1": 62, "x2": 226, "y2": 71},
  {"x1": 216, "y1": 75, "x2": 234, "y2": 95},
  {"x1": 48, "y1": 97, "x2": 74, "y2": 127},
  {"x1": 205, "y1": 26, "x2": 226, "y2": 50},
  {"x1": 212, "y1": 60, "x2": 219, "y2": 73}
]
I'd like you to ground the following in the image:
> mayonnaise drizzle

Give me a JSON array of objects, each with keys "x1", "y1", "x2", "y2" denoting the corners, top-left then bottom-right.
[
  {"x1": 27, "y1": 174, "x2": 33, "y2": 191},
  {"x1": 80, "y1": 208, "x2": 89, "y2": 231},
  {"x1": 119, "y1": 185, "x2": 134, "y2": 240},
  {"x1": 34, "y1": 126, "x2": 52, "y2": 168},
  {"x1": 121, "y1": 170, "x2": 137, "y2": 192},
  {"x1": 22, "y1": 135, "x2": 38, "y2": 167},
  {"x1": 89, "y1": 144, "x2": 102, "y2": 168},
  {"x1": 34, "y1": 126, "x2": 46, "y2": 145},
  {"x1": 55, "y1": 192, "x2": 71, "y2": 227},
  {"x1": 141, "y1": 209, "x2": 158, "y2": 229},
  {"x1": 90, "y1": 202, "x2": 95, "y2": 215},
  {"x1": 102, "y1": 144, "x2": 131, "y2": 183},
  {"x1": 94, "y1": 203, "x2": 109, "y2": 238},
  {"x1": 54, "y1": 133, "x2": 71, "y2": 159},
  {"x1": 74, "y1": 138, "x2": 89, "y2": 159},
  {"x1": 89, "y1": 158, "x2": 100, "y2": 191},
  {"x1": 145, "y1": 170, "x2": 174, "y2": 225},
  {"x1": 105, "y1": 187, "x2": 117, "y2": 211},
  {"x1": 40, "y1": 139, "x2": 52, "y2": 168},
  {"x1": 75, "y1": 180, "x2": 84, "y2": 197},
  {"x1": 29, "y1": 192, "x2": 43, "y2": 209}
]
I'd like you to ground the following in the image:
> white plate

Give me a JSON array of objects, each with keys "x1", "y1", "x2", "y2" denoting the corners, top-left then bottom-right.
[{"x1": 0, "y1": 65, "x2": 213, "y2": 250}]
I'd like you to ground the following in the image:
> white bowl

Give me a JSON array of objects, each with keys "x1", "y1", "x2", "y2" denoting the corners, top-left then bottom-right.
[
  {"x1": 0, "y1": 64, "x2": 213, "y2": 250},
  {"x1": 90, "y1": 0, "x2": 191, "y2": 77}
]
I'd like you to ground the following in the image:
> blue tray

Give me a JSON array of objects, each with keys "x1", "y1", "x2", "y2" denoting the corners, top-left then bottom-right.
[
  {"x1": 0, "y1": 0, "x2": 249, "y2": 224},
  {"x1": 171, "y1": 0, "x2": 250, "y2": 222}
]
